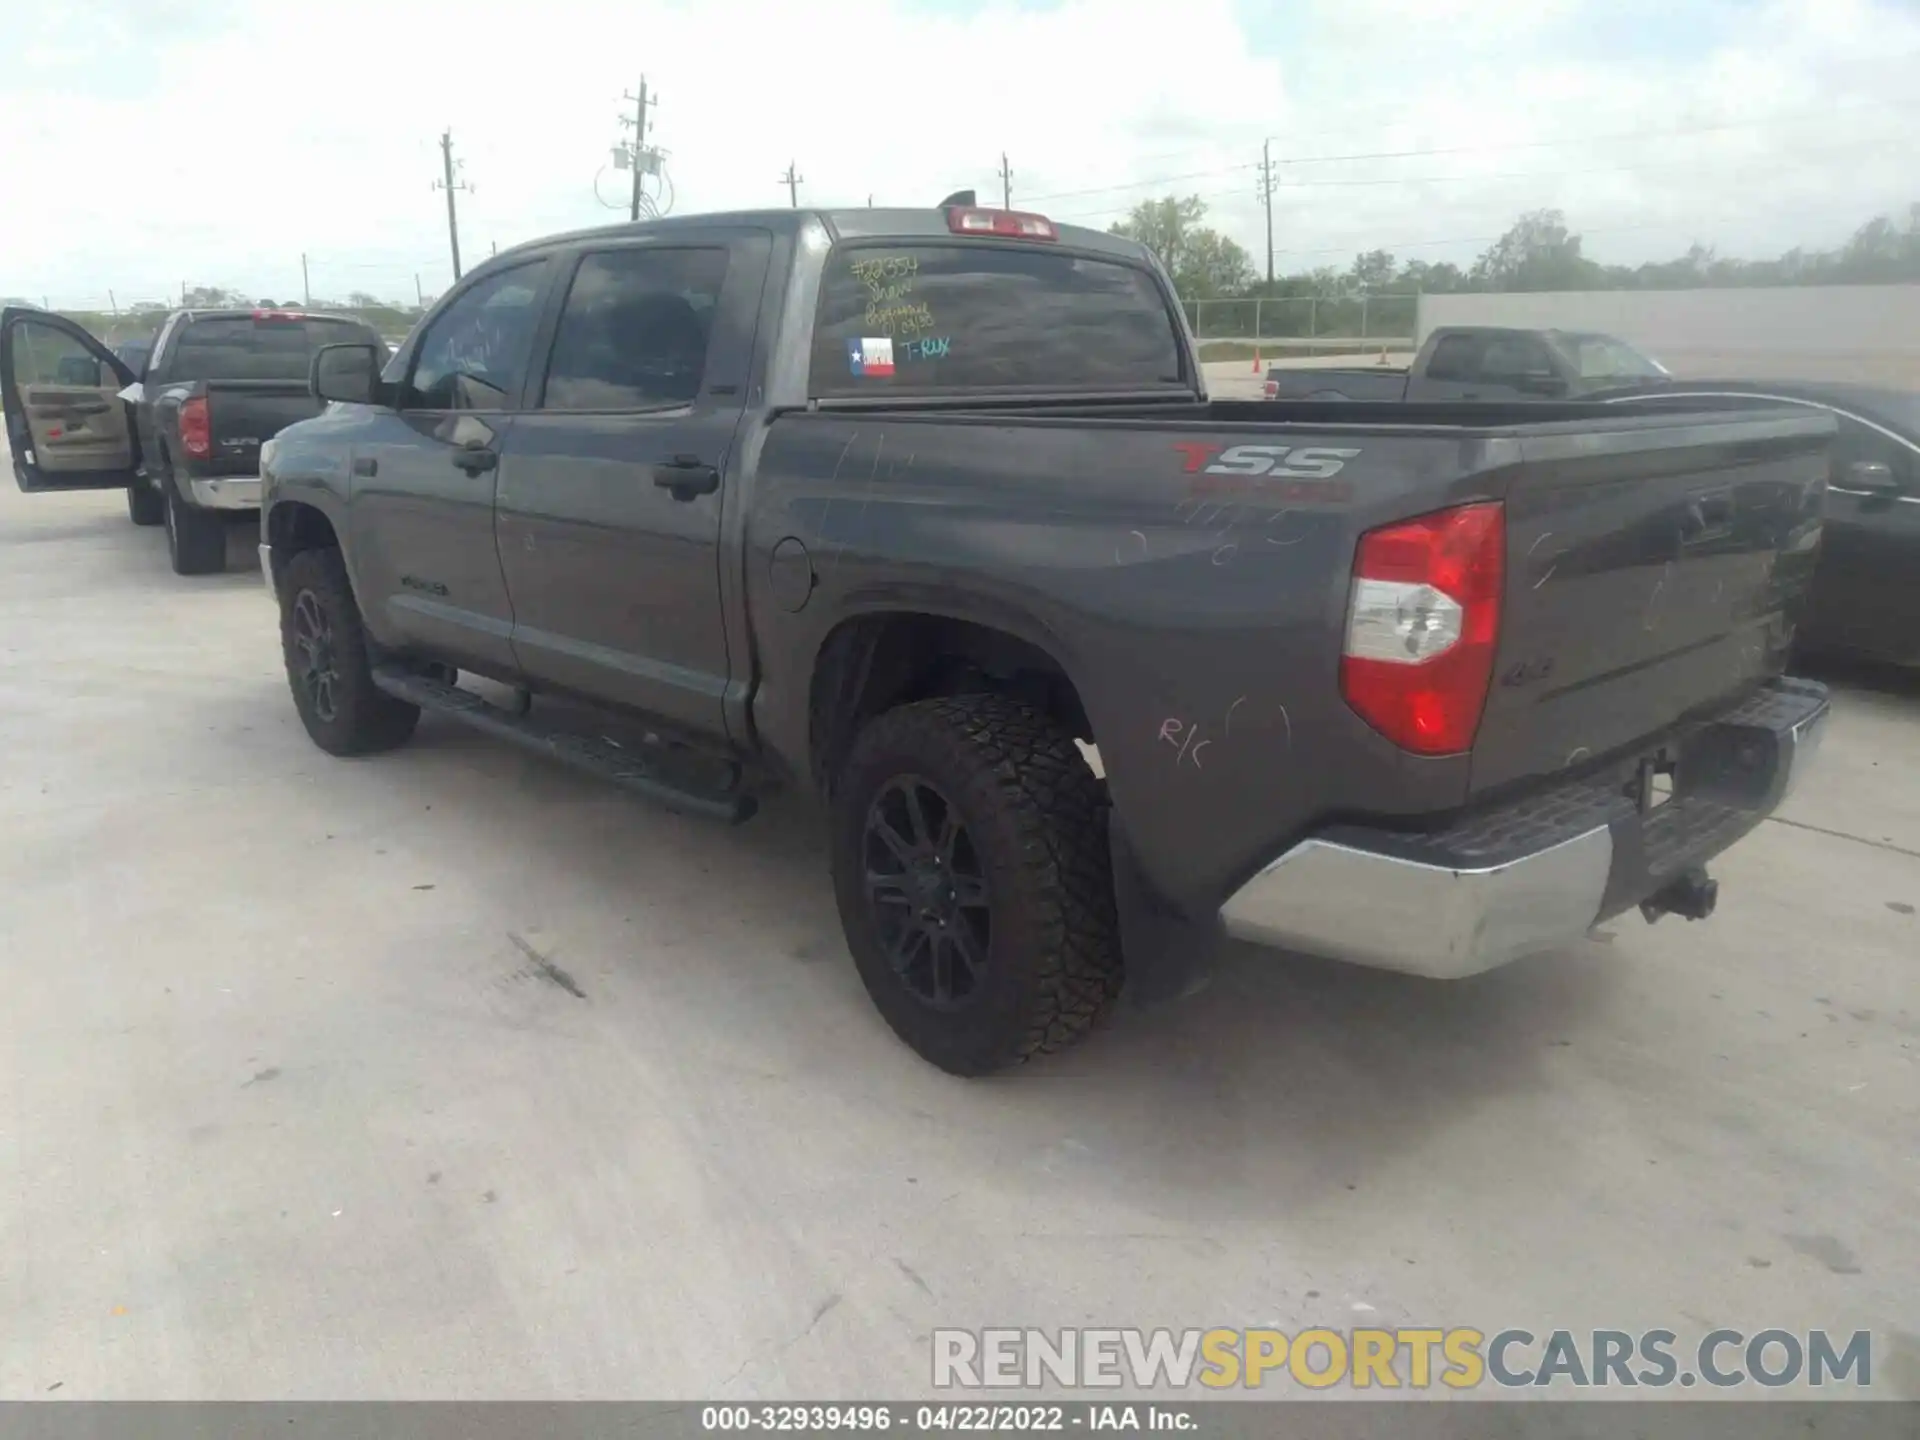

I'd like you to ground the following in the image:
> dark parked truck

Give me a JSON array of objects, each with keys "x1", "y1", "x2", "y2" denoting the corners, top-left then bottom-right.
[
  {"x1": 1265, "y1": 325, "x2": 1669, "y2": 402},
  {"x1": 1, "y1": 305, "x2": 385, "y2": 573},
  {"x1": 257, "y1": 205, "x2": 1831, "y2": 1074}
]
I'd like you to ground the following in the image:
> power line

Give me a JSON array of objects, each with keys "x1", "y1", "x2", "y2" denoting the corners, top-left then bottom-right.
[
  {"x1": 1051, "y1": 131, "x2": 1912, "y2": 223},
  {"x1": 1020, "y1": 98, "x2": 1920, "y2": 208}
]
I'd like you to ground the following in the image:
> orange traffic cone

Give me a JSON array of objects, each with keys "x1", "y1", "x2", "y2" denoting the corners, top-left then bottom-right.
[{"x1": 1251, "y1": 347, "x2": 1262, "y2": 373}]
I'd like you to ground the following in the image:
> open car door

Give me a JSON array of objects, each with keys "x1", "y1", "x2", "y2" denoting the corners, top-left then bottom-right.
[{"x1": 1, "y1": 306, "x2": 140, "y2": 493}]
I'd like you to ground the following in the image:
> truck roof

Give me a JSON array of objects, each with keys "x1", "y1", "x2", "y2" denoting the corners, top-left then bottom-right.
[
  {"x1": 489, "y1": 207, "x2": 1154, "y2": 267},
  {"x1": 172, "y1": 309, "x2": 378, "y2": 324}
]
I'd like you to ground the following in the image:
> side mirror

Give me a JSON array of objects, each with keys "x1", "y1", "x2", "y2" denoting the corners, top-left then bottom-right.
[
  {"x1": 311, "y1": 343, "x2": 383, "y2": 405},
  {"x1": 1843, "y1": 459, "x2": 1899, "y2": 494}
]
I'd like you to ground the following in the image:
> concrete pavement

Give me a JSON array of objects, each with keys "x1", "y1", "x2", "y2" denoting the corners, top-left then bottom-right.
[{"x1": 1, "y1": 479, "x2": 1915, "y2": 1401}]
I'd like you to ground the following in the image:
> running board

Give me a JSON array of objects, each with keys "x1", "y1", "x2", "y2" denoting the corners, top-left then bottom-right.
[{"x1": 370, "y1": 665, "x2": 757, "y2": 824}]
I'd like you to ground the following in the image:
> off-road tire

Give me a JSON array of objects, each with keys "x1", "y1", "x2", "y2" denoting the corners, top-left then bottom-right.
[
  {"x1": 127, "y1": 473, "x2": 164, "y2": 526},
  {"x1": 164, "y1": 481, "x2": 226, "y2": 574},
  {"x1": 279, "y1": 547, "x2": 419, "y2": 756},
  {"x1": 831, "y1": 694, "x2": 1122, "y2": 1075}
]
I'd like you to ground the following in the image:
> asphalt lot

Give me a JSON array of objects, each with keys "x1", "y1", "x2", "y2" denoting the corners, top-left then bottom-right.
[{"x1": 1, "y1": 475, "x2": 1916, "y2": 1402}]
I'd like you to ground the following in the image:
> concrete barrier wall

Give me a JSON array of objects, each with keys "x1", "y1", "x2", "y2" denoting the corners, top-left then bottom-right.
[{"x1": 1417, "y1": 286, "x2": 1920, "y2": 388}]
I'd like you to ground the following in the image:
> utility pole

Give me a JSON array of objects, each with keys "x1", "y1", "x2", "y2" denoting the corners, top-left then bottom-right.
[
  {"x1": 108, "y1": 289, "x2": 119, "y2": 317},
  {"x1": 998, "y1": 152, "x2": 1013, "y2": 209},
  {"x1": 621, "y1": 78, "x2": 656, "y2": 222},
  {"x1": 1258, "y1": 139, "x2": 1277, "y2": 286},
  {"x1": 781, "y1": 161, "x2": 803, "y2": 207},
  {"x1": 415, "y1": 273, "x2": 424, "y2": 308},
  {"x1": 301, "y1": 253, "x2": 311, "y2": 307},
  {"x1": 433, "y1": 129, "x2": 472, "y2": 281}
]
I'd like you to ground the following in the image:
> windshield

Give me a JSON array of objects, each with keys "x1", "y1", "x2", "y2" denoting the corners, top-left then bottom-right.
[
  {"x1": 1566, "y1": 332, "x2": 1668, "y2": 379},
  {"x1": 167, "y1": 316, "x2": 381, "y2": 383}
]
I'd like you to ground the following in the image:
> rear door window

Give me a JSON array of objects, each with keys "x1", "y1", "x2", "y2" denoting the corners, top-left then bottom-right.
[
  {"x1": 810, "y1": 244, "x2": 1185, "y2": 397},
  {"x1": 539, "y1": 248, "x2": 729, "y2": 410}
]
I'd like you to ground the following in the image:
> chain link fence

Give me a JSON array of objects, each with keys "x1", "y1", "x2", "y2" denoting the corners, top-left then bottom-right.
[{"x1": 1185, "y1": 293, "x2": 1418, "y2": 354}]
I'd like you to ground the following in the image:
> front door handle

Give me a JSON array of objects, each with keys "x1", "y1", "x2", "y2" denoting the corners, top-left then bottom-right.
[
  {"x1": 653, "y1": 454, "x2": 719, "y2": 500},
  {"x1": 451, "y1": 446, "x2": 497, "y2": 476},
  {"x1": 352, "y1": 456, "x2": 377, "y2": 478}
]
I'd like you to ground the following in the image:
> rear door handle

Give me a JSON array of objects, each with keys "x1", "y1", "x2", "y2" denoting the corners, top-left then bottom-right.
[
  {"x1": 653, "y1": 454, "x2": 719, "y2": 499},
  {"x1": 352, "y1": 456, "x2": 377, "y2": 478},
  {"x1": 451, "y1": 446, "x2": 497, "y2": 476}
]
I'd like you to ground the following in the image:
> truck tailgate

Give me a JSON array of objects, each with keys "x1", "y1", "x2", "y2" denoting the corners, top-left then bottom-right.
[
  {"x1": 1471, "y1": 409, "x2": 1830, "y2": 795},
  {"x1": 203, "y1": 383, "x2": 319, "y2": 477}
]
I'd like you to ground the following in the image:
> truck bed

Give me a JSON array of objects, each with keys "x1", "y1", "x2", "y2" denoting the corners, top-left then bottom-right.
[
  {"x1": 748, "y1": 398, "x2": 1831, "y2": 916},
  {"x1": 1263, "y1": 367, "x2": 1412, "y2": 401}
]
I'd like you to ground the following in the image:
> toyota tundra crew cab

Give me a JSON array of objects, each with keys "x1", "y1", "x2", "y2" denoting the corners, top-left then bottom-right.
[{"x1": 256, "y1": 203, "x2": 1831, "y2": 1074}]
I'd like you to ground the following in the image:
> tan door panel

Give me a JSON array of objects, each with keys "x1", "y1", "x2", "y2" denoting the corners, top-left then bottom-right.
[{"x1": 9, "y1": 323, "x2": 133, "y2": 473}]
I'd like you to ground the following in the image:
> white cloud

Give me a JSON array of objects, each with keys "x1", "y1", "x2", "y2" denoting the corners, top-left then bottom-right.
[{"x1": 2, "y1": 0, "x2": 1916, "y2": 308}]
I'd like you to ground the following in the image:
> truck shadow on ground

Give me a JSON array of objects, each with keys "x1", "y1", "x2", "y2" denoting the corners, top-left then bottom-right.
[
  {"x1": 4, "y1": 504, "x2": 262, "y2": 579},
  {"x1": 1796, "y1": 651, "x2": 1920, "y2": 701},
  {"x1": 392, "y1": 707, "x2": 1626, "y2": 1215}
]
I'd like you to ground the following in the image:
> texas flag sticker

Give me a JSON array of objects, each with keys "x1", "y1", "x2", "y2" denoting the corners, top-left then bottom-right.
[{"x1": 846, "y1": 337, "x2": 896, "y2": 377}]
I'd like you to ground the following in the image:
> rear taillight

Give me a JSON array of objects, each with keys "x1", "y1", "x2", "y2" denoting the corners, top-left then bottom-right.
[
  {"x1": 947, "y1": 206, "x2": 1057, "y2": 240},
  {"x1": 1263, "y1": 378, "x2": 1279, "y2": 399},
  {"x1": 179, "y1": 395, "x2": 212, "y2": 458},
  {"x1": 1340, "y1": 501, "x2": 1504, "y2": 755}
]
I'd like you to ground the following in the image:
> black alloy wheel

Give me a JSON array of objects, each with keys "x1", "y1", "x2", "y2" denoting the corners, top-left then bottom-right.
[
  {"x1": 862, "y1": 775, "x2": 993, "y2": 1009},
  {"x1": 290, "y1": 588, "x2": 341, "y2": 723}
]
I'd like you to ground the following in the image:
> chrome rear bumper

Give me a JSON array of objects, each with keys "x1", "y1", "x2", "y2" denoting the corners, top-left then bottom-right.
[
  {"x1": 187, "y1": 476, "x2": 261, "y2": 510},
  {"x1": 1219, "y1": 679, "x2": 1829, "y2": 979}
]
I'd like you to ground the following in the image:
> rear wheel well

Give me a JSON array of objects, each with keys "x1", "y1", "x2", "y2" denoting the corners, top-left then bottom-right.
[{"x1": 808, "y1": 613, "x2": 1093, "y2": 792}]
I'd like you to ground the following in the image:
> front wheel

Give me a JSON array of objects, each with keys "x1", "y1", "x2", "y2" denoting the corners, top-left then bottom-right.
[
  {"x1": 279, "y1": 547, "x2": 419, "y2": 755},
  {"x1": 830, "y1": 694, "x2": 1123, "y2": 1075}
]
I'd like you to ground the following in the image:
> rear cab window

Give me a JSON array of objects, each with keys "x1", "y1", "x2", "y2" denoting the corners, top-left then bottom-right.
[
  {"x1": 166, "y1": 315, "x2": 383, "y2": 384},
  {"x1": 809, "y1": 242, "x2": 1187, "y2": 398}
]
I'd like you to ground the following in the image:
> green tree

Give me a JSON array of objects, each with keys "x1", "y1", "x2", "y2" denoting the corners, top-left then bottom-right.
[
  {"x1": 183, "y1": 285, "x2": 244, "y2": 307},
  {"x1": 1348, "y1": 249, "x2": 1396, "y2": 292},
  {"x1": 1471, "y1": 210, "x2": 1602, "y2": 291},
  {"x1": 1177, "y1": 229, "x2": 1255, "y2": 299},
  {"x1": 1110, "y1": 196, "x2": 1207, "y2": 278},
  {"x1": 1109, "y1": 195, "x2": 1251, "y2": 297},
  {"x1": 1397, "y1": 259, "x2": 1468, "y2": 293}
]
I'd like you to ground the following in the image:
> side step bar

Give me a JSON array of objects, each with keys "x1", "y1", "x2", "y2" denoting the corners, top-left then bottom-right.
[{"x1": 370, "y1": 665, "x2": 757, "y2": 825}]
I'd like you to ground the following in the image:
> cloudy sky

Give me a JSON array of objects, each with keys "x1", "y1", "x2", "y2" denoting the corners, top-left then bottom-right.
[{"x1": 4, "y1": 0, "x2": 1918, "y2": 308}]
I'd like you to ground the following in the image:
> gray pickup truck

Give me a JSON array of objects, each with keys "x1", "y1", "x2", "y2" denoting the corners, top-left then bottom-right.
[
  {"x1": 2, "y1": 305, "x2": 385, "y2": 573},
  {"x1": 257, "y1": 204, "x2": 1830, "y2": 1074},
  {"x1": 1266, "y1": 325, "x2": 1669, "y2": 402}
]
